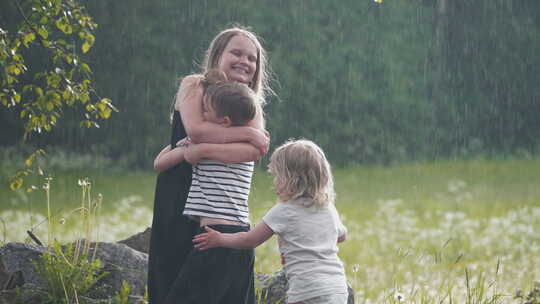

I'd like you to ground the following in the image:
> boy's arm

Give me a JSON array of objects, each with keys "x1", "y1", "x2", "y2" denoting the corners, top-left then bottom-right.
[
  {"x1": 177, "y1": 76, "x2": 269, "y2": 154},
  {"x1": 185, "y1": 142, "x2": 262, "y2": 165},
  {"x1": 193, "y1": 222, "x2": 274, "y2": 250},
  {"x1": 153, "y1": 140, "x2": 187, "y2": 172}
]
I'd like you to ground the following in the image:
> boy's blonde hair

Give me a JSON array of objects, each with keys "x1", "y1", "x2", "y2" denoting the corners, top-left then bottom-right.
[{"x1": 269, "y1": 139, "x2": 336, "y2": 207}]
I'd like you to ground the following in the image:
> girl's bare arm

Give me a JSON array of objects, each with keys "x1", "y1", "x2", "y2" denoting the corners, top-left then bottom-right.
[
  {"x1": 192, "y1": 222, "x2": 274, "y2": 250},
  {"x1": 176, "y1": 75, "x2": 269, "y2": 155},
  {"x1": 185, "y1": 142, "x2": 262, "y2": 165}
]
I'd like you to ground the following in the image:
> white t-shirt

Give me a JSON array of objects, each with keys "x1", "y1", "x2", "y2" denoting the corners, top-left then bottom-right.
[{"x1": 262, "y1": 198, "x2": 348, "y2": 303}]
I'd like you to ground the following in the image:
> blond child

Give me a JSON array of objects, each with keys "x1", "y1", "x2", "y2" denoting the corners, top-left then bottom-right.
[{"x1": 193, "y1": 139, "x2": 348, "y2": 304}]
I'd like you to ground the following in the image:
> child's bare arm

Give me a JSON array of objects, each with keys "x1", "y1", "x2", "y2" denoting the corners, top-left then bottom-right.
[
  {"x1": 193, "y1": 222, "x2": 274, "y2": 250},
  {"x1": 185, "y1": 142, "x2": 262, "y2": 165},
  {"x1": 177, "y1": 76, "x2": 269, "y2": 155},
  {"x1": 153, "y1": 139, "x2": 189, "y2": 172}
]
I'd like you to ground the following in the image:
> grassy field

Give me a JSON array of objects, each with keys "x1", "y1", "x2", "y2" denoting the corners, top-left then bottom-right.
[{"x1": 1, "y1": 158, "x2": 539, "y2": 303}]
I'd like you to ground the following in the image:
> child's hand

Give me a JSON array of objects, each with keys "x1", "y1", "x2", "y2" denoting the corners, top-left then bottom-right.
[
  {"x1": 249, "y1": 128, "x2": 270, "y2": 155},
  {"x1": 193, "y1": 226, "x2": 222, "y2": 250},
  {"x1": 176, "y1": 137, "x2": 190, "y2": 148},
  {"x1": 184, "y1": 144, "x2": 202, "y2": 165}
]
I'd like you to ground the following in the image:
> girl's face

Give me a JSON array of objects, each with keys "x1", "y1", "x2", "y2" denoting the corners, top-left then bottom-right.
[{"x1": 218, "y1": 35, "x2": 257, "y2": 85}]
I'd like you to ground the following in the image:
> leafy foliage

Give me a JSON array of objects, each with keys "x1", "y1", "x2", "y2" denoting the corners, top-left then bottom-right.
[
  {"x1": 0, "y1": 0, "x2": 115, "y2": 137},
  {"x1": 33, "y1": 240, "x2": 108, "y2": 303},
  {"x1": 1, "y1": 0, "x2": 115, "y2": 188}
]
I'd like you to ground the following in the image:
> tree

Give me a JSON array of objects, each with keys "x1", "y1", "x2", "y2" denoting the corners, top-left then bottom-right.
[{"x1": 0, "y1": 0, "x2": 115, "y2": 189}]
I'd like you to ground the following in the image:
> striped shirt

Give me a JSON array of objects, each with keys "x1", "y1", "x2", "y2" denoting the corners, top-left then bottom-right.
[{"x1": 184, "y1": 160, "x2": 254, "y2": 224}]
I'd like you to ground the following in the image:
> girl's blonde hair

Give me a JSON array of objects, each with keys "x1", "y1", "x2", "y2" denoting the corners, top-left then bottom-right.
[
  {"x1": 171, "y1": 26, "x2": 271, "y2": 122},
  {"x1": 202, "y1": 26, "x2": 271, "y2": 106},
  {"x1": 269, "y1": 139, "x2": 336, "y2": 207}
]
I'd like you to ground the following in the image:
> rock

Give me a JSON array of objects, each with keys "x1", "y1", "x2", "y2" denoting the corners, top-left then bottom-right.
[
  {"x1": 256, "y1": 268, "x2": 355, "y2": 304},
  {"x1": 86, "y1": 242, "x2": 148, "y2": 298},
  {"x1": 118, "y1": 227, "x2": 151, "y2": 254},
  {"x1": 0, "y1": 283, "x2": 43, "y2": 304},
  {"x1": 0, "y1": 241, "x2": 147, "y2": 301},
  {"x1": 0, "y1": 243, "x2": 48, "y2": 289},
  {"x1": 256, "y1": 269, "x2": 287, "y2": 304}
]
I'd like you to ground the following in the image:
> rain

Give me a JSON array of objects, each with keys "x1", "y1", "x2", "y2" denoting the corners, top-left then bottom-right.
[{"x1": 1, "y1": 1, "x2": 539, "y2": 303}]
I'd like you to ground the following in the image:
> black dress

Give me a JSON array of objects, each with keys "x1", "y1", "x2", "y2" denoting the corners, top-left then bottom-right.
[{"x1": 147, "y1": 110, "x2": 199, "y2": 304}]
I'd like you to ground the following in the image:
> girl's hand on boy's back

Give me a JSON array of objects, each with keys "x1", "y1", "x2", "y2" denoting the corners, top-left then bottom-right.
[
  {"x1": 193, "y1": 226, "x2": 223, "y2": 250},
  {"x1": 247, "y1": 127, "x2": 270, "y2": 155}
]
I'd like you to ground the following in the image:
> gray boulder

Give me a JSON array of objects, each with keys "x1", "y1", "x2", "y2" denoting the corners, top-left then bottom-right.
[
  {"x1": 0, "y1": 241, "x2": 147, "y2": 301},
  {"x1": 0, "y1": 243, "x2": 48, "y2": 289},
  {"x1": 118, "y1": 227, "x2": 151, "y2": 254},
  {"x1": 86, "y1": 241, "x2": 148, "y2": 298}
]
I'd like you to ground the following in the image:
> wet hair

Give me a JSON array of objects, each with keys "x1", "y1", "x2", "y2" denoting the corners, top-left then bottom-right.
[
  {"x1": 268, "y1": 139, "x2": 336, "y2": 207},
  {"x1": 170, "y1": 26, "x2": 272, "y2": 122},
  {"x1": 202, "y1": 26, "x2": 272, "y2": 106},
  {"x1": 202, "y1": 69, "x2": 257, "y2": 126}
]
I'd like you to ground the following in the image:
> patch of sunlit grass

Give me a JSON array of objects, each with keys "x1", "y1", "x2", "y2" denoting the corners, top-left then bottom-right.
[
  {"x1": 250, "y1": 158, "x2": 540, "y2": 303},
  {"x1": 1, "y1": 157, "x2": 539, "y2": 303}
]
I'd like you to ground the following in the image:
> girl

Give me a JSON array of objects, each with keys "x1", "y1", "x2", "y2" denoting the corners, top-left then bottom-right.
[
  {"x1": 193, "y1": 139, "x2": 349, "y2": 304},
  {"x1": 148, "y1": 27, "x2": 272, "y2": 304}
]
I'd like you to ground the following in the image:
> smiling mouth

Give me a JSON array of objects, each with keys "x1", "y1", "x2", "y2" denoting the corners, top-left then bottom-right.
[{"x1": 232, "y1": 65, "x2": 250, "y2": 75}]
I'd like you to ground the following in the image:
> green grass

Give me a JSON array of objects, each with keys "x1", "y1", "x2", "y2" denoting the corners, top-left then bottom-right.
[{"x1": 1, "y1": 157, "x2": 540, "y2": 303}]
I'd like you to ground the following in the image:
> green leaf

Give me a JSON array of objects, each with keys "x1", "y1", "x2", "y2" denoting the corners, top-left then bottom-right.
[
  {"x1": 82, "y1": 41, "x2": 91, "y2": 53},
  {"x1": 38, "y1": 27, "x2": 49, "y2": 39},
  {"x1": 101, "y1": 106, "x2": 112, "y2": 119},
  {"x1": 23, "y1": 32, "x2": 35, "y2": 47},
  {"x1": 55, "y1": 19, "x2": 72, "y2": 34},
  {"x1": 10, "y1": 178, "x2": 23, "y2": 191},
  {"x1": 7, "y1": 64, "x2": 21, "y2": 75},
  {"x1": 80, "y1": 63, "x2": 91, "y2": 73}
]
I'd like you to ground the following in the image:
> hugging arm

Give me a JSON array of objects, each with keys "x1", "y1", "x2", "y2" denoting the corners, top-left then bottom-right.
[
  {"x1": 153, "y1": 139, "x2": 189, "y2": 172},
  {"x1": 193, "y1": 222, "x2": 274, "y2": 250},
  {"x1": 176, "y1": 75, "x2": 269, "y2": 156},
  {"x1": 185, "y1": 142, "x2": 262, "y2": 165}
]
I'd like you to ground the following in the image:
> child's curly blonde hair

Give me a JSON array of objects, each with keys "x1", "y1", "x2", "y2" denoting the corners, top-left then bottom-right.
[{"x1": 268, "y1": 139, "x2": 336, "y2": 207}]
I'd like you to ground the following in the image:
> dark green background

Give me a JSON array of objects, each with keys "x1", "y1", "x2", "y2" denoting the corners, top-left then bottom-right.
[{"x1": 2, "y1": 0, "x2": 539, "y2": 167}]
